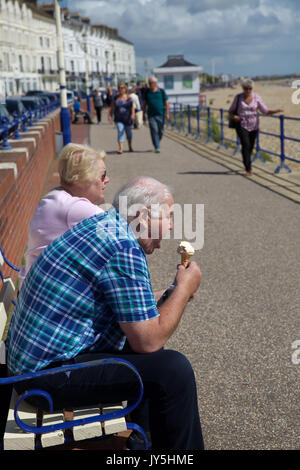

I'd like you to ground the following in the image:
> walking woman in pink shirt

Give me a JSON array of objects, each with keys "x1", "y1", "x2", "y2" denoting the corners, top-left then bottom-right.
[
  {"x1": 19, "y1": 143, "x2": 110, "y2": 288},
  {"x1": 229, "y1": 78, "x2": 282, "y2": 176}
]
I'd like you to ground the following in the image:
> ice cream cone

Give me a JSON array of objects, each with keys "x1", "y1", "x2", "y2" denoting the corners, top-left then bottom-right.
[
  {"x1": 181, "y1": 253, "x2": 192, "y2": 267},
  {"x1": 178, "y1": 241, "x2": 195, "y2": 268}
]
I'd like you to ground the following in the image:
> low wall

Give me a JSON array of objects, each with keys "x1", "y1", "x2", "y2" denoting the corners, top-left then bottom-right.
[{"x1": 0, "y1": 110, "x2": 62, "y2": 281}]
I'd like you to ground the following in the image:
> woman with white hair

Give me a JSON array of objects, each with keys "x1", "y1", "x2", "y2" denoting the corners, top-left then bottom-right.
[
  {"x1": 228, "y1": 78, "x2": 282, "y2": 176},
  {"x1": 19, "y1": 143, "x2": 109, "y2": 287}
]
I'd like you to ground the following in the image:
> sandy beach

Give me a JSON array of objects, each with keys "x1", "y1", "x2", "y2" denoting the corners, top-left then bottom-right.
[{"x1": 203, "y1": 80, "x2": 300, "y2": 171}]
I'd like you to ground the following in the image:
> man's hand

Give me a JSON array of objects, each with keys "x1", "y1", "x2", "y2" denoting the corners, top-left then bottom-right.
[{"x1": 174, "y1": 262, "x2": 202, "y2": 298}]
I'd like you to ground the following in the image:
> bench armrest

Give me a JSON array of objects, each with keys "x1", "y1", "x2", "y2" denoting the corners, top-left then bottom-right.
[{"x1": 0, "y1": 358, "x2": 144, "y2": 436}]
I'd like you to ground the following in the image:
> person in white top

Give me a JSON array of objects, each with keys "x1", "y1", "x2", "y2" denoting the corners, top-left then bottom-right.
[
  {"x1": 130, "y1": 87, "x2": 143, "y2": 129},
  {"x1": 19, "y1": 143, "x2": 110, "y2": 288}
]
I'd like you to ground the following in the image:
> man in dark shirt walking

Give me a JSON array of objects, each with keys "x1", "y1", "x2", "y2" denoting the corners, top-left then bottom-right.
[{"x1": 143, "y1": 77, "x2": 169, "y2": 153}]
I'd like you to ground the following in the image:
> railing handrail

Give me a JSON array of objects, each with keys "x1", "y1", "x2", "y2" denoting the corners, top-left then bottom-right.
[{"x1": 168, "y1": 102, "x2": 299, "y2": 174}]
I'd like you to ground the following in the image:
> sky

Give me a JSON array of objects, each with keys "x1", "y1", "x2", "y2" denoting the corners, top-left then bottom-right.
[{"x1": 52, "y1": 0, "x2": 300, "y2": 77}]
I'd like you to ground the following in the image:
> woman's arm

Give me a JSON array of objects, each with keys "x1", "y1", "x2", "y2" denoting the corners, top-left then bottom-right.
[
  {"x1": 257, "y1": 94, "x2": 283, "y2": 116},
  {"x1": 265, "y1": 109, "x2": 283, "y2": 116},
  {"x1": 108, "y1": 102, "x2": 114, "y2": 122}
]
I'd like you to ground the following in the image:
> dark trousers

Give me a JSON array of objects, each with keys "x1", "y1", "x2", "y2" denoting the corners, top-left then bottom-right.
[
  {"x1": 148, "y1": 115, "x2": 165, "y2": 150},
  {"x1": 14, "y1": 348, "x2": 204, "y2": 450},
  {"x1": 236, "y1": 126, "x2": 258, "y2": 172},
  {"x1": 95, "y1": 106, "x2": 103, "y2": 123}
]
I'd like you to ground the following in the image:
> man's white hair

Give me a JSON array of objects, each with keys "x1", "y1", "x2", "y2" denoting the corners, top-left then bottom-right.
[
  {"x1": 149, "y1": 76, "x2": 158, "y2": 83},
  {"x1": 113, "y1": 176, "x2": 172, "y2": 218}
]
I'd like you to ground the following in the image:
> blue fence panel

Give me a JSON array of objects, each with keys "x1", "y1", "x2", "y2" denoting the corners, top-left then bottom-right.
[{"x1": 168, "y1": 103, "x2": 300, "y2": 174}]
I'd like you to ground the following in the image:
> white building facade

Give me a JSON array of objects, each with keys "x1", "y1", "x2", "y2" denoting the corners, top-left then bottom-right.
[
  {"x1": 0, "y1": 0, "x2": 136, "y2": 97},
  {"x1": 153, "y1": 55, "x2": 203, "y2": 106},
  {"x1": 0, "y1": 0, "x2": 57, "y2": 95}
]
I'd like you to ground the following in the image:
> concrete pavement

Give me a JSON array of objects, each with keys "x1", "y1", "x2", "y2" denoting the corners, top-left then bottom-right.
[{"x1": 88, "y1": 117, "x2": 299, "y2": 450}]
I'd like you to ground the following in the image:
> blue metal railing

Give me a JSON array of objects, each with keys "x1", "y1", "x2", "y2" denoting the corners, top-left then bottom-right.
[
  {"x1": 0, "y1": 97, "x2": 62, "y2": 150},
  {"x1": 168, "y1": 103, "x2": 300, "y2": 174}
]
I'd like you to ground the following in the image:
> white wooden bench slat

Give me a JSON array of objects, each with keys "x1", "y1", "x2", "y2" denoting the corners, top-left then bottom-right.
[
  {"x1": 0, "y1": 278, "x2": 15, "y2": 340},
  {"x1": 72, "y1": 407, "x2": 103, "y2": 441},
  {"x1": 40, "y1": 411, "x2": 65, "y2": 448},
  {"x1": 0, "y1": 340, "x2": 5, "y2": 364},
  {"x1": 4, "y1": 389, "x2": 36, "y2": 450},
  {"x1": 103, "y1": 405, "x2": 127, "y2": 435}
]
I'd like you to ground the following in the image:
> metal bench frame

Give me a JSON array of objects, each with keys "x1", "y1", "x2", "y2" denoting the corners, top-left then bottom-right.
[{"x1": 0, "y1": 246, "x2": 148, "y2": 450}]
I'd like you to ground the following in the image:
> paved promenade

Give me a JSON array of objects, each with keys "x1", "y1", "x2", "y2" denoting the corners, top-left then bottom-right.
[{"x1": 83, "y1": 116, "x2": 299, "y2": 450}]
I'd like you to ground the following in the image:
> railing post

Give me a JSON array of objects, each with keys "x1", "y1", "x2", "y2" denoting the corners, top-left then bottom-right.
[
  {"x1": 275, "y1": 114, "x2": 291, "y2": 174},
  {"x1": 196, "y1": 105, "x2": 200, "y2": 139},
  {"x1": 21, "y1": 112, "x2": 28, "y2": 132},
  {"x1": 186, "y1": 105, "x2": 191, "y2": 136},
  {"x1": 13, "y1": 113, "x2": 22, "y2": 140},
  {"x1": 28, "y1": 109, "x2": 34, "y2": 127},
  {"x1": 1, "y1": 118, "x2": 13, "y2": 150},
  {"x1": 252, "y1": 128, "x2": 264, "y2": 163},
  {"x1": 173, "y1": 103, "x2": 177, "y2": 130},
  {"x1": 217, "y1": 108, "x2": 227, "y2": 150},
  {"x1": 206, "y1": 107, "x2": 214, "y2": 143},
  {"x1": 233, "y1": 131, "x2": 241, "y2": 156},
  {"x1": 180, "y1": 103, "x2": 184, "y2": 133}
]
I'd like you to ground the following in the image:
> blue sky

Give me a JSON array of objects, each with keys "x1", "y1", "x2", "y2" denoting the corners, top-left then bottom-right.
[{"x1": 48, "y1": 0, "x2": 300, "y2": 77}]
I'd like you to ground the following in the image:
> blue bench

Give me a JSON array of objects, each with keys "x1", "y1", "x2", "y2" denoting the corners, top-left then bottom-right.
[{"x1": 0, "y1": 246, "x2": 148, "y2": 450}]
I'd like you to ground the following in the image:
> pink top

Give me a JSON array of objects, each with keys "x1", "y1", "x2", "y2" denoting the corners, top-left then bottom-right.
[
  {"x1": 19, "y1": 188, "x2": 103, "y2": 287},
  {"x1": 229, "y1": 92, "x2": 269, "y2": 131}
]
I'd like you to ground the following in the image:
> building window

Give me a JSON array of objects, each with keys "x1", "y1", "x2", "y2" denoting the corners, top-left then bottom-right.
[
  {"x1": 164, "y1": 75, "x2": 174, "y2": 90},
  {"x1": 182, "y1": 74, "x2": 193, "y2": 89},
  {"x1": 69, "y1": 44, "x2": 73, "y2": 52},
  {"x1": 19, "y1": 55, "x2": 23, "y2": 73},
  {"x1": 40, "y1": 37, "x2": 43, "y2": 47},
  {"x1": 70, "y1": 60, "x2": 75, "y2": 72}
]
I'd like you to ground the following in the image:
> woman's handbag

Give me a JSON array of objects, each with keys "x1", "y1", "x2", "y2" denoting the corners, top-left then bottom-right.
[{"x1": 228, "y1": 94, "x2": 241, "y2": 129}]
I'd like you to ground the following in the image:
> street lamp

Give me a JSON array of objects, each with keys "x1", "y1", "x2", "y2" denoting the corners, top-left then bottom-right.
[
  {"x1": 54, "y1": 0, "x2": 71, "y2": 145},
  {"x1": 82, "y1": 32, "x2": 91, "y2": 112}
]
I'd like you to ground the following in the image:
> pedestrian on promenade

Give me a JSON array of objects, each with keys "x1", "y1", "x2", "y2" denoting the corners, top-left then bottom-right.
[
  {"x1": 7, "y1": 176, "x2": 204, "y2": 450},
  {"x1": 72, "y1": 97, "x2": 93, "y2": 124},
  {"x1": 130, "y1": 87, "x2": 143, "y2": 129},
  {"x1": 18, "y1": 143, "x2": 109, "y2": 288},
  {"x1": 108, "y1": 83, "x2": 135, "y2": 154},
  {"x1": 143, "y1": 77, "x2": 170, "y2": 153},
  {"x1": 105, "y1": 87, "x2": 114, "y2": 107},
  {"x1": 228, "y1": 78, "x2": 283, "y2": 176},
  {"x1": 92, "y1": 88, "x2": 104, "y2": 124}
]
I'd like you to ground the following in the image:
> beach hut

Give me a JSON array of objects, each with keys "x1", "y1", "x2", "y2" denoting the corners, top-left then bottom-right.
[{"x1": 153, "y1": 55, "x2": 203, "y2": 106}]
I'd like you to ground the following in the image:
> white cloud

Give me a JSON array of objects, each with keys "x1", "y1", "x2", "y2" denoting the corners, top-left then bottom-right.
[{"x1": 64, "y1": 0, "x2": 300, "y2": 76}]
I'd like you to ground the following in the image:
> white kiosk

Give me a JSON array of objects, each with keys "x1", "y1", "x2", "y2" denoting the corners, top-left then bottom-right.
[{"x1": 153, "y1": 55, "x2": 203, "y2": 106}]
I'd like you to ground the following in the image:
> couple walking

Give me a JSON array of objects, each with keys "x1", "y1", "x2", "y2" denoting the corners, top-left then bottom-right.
[{"x1": 108, "y1": 78, "x2": 169, "y2": 154}]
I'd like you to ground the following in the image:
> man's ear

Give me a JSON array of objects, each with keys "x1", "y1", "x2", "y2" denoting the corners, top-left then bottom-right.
[{"x1": 128, "y1": 206, "x2": 149, "y2": 238}]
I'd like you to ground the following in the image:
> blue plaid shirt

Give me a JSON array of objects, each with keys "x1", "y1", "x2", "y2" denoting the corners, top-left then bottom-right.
[{"x1": 7, "y1": 208, "x2": 159, "y2": 374}]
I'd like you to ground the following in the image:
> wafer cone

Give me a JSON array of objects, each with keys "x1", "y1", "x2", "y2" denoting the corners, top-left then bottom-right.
[
  {"x1": 178, "y1": 241, "x2": 195, "y2": 268},
  {"x1": 181, "y1": 253, "x2": 192, "y2": 268}
]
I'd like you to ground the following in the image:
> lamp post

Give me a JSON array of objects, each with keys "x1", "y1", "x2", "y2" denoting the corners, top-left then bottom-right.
[
  {"x1": 82, "y1": 32, "x2": 90, "y2": 112},
  {"x1": 54, "y1": 0, "x2": 71, "y2": 145}
]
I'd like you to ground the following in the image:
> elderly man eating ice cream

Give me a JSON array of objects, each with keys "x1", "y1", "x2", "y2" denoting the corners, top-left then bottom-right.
[{"x1": 7, "y1": 176, "x2": 204, "y2": 451}]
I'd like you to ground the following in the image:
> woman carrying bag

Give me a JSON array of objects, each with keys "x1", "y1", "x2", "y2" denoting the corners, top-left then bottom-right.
[
  {"x1": 228, "y1": 78, "x2": 282, "y2": 176},
  {"x1": 108, "y1": 83, "x2": 135, "y2": 154}
]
